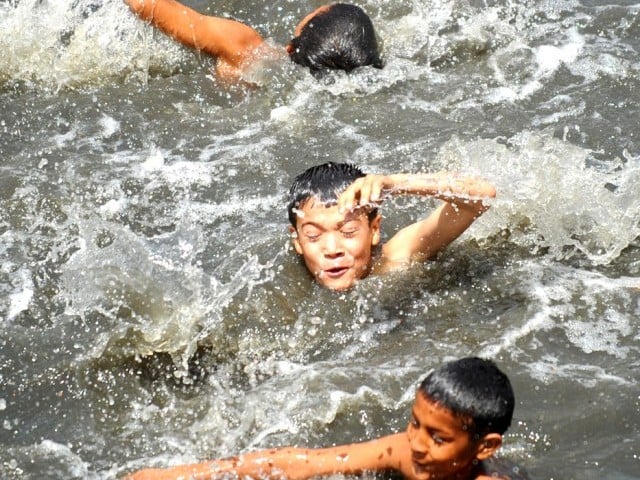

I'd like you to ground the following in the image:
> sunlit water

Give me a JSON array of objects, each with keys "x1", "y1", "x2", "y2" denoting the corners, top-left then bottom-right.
[{"x1": 1, "y1": 0, "x2": 639, "y2": 479}]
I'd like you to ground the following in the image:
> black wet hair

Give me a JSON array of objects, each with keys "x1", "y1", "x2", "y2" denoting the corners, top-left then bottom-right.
[
  {"x1": 419, "y1": 357, "x2": 515, "y2": 437},
  {"x1": 288, "y1": 162, "x2": 377, "y2": 226},
  {"x1": 288, "y1": 3, "x2": 383, "y2": 74}
]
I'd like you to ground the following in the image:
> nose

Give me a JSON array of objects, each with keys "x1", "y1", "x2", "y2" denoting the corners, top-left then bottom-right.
[
  {"x1": 322, "y1": 232, "x2": 344, "y2": 257},
  {"x1": 407, "y1": 428, "x2": 428, "y2": 457}
]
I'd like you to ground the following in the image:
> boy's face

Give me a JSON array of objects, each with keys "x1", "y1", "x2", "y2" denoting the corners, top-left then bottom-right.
[
  {"x1": 406, "y1": 392, "x2": 500, "y2": 480},
  {"x1": 290, "y1": 197, "x2": 381, "y2": 291}
]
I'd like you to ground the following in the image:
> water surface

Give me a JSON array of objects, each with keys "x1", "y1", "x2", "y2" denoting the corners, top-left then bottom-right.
[{"x1": 1, "y1": 1, "x2": 639, "y2": 479}]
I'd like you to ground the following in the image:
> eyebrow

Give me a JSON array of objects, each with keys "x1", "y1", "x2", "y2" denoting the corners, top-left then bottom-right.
[
  {"x1": 337, "y1": 216, "x2": 362, "y2": 228},
  {"x1": 410, "y1": 409, "x2": 452, "y2": 435},
  {"x1": 299, "y1": 212, "x2": 364, "y2": 230}
]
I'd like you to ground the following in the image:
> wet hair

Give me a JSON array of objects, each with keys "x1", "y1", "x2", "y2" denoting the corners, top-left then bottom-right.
[
  {"x1": 288, "y1": 3, "x2": 383, "y2": 74},
  {"x1": 419, "y1": 357, "x2": 515, "y2": 437},
  {"x1": 288, "y1": 162, "x2": 377, "y2": 226}
]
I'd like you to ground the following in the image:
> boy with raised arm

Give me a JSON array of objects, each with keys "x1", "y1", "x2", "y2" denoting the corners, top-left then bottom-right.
[
  {"x1": 124, "y1": 0, "x2": 382, "y2": 82},
  {"x1": 124, "y1": 357, "x2": 524, "y2": 480},
  {"x1": 287, "y1": 162, "x2": 496, "y2": 290}
]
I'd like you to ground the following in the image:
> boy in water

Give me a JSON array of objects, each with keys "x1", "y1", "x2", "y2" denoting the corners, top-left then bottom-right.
[
  {"x1": 124, "y1": 357, "x2": 520, "y2": 480},
  {"x1": 288, "y1": 163, "x2": 496, "y2": 290},
  {"x1": 124, "y1": 0, "x2": 382, "y2": 82}
]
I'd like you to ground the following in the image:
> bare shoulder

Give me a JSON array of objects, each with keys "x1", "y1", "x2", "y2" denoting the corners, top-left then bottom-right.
[{"x1": 370, "y1": 433, "x2": 414, "y2": 477}]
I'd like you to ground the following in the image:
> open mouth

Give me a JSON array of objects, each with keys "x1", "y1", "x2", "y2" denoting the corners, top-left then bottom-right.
[
  {"x1": 323, "y1": 266, "x2": 349, "y2": 278},
  {"x1": 412, "y1": 460, "x2": 432, "y2": 475}
]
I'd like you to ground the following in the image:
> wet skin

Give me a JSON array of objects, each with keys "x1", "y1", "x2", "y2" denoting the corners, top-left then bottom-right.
[
  {"x1": 406, "y1": 393, "x2": 484, "y2": 480},
  {"x1": 290, "y1": 199, "x2": 381, "y2": 291}
]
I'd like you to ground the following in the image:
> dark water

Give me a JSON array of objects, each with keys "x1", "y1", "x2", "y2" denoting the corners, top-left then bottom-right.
[{"x1": 1, "y1": 0, "x2": 639, "y2": 479}]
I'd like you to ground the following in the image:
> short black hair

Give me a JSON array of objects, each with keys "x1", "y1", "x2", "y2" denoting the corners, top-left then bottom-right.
[
  {"x1": 288, "y1": 3, "x2": 383, "y2": 74},
  {"x1": 288, "y1": 162, "x2": 377, "y2": 226},
  {"x1": 419, "y1": 357, "x2": 515, "y2": 437}
]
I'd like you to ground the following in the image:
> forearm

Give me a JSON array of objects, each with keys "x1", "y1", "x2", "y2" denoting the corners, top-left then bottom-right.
[
  {"x1": 229, "y1": 447, "x2": 367, "y2": 479},
  {"x1": 125, "y1": 0, "x2": 207, "y2": 49},
  {"x1": 124, "y1": 0, "x2": 263, "y2": 66},
  {"x1": 387, "y1": 172, "x2": 496, "y2": 206},
  {"x1": 338, "y1": 172, "x2": 495, "y2": 214},
  {"x1": 124, "y1": 440, "x2": 396, "y2": 480},
  {"x1": 124, "y1": 448, "x2": 352, "y2": 480},
  {"x1": 125, "y1": 0, "x2": 168, "y2": 23},
  {"x1": 369, "y1": 173, "x2": 497, "y2": 262}
]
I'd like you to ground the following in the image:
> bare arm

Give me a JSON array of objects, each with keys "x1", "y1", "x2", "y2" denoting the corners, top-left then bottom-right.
[
  {"x1": 123, "y1": 433, "x2": 412, "y2": 480},
  {"x1": 337, "y1": 173, "x2": 496, "y2": 265},
  {"x1": 124, "y1": 0, "x2": 265, "y2": 73}
]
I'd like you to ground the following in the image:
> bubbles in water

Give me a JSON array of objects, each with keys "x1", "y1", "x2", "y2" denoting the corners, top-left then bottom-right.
[
  {"x1": 0, "y1": 0, "x2": 191, "y2": 89},
  {"x1": 6, "y1": 267, "x2": 33, "y2": 320}
]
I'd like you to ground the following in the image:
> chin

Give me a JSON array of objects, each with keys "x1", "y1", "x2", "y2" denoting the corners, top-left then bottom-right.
[
  {"x1": 321, "y1": 280, "x2": 356, "y2": 291},
  {"x1": 317, "y1": 275, "x2": 357, "y2": 291}
]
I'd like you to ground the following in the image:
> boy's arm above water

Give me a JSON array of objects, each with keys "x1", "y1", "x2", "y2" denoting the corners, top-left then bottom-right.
[
  {"x1": 338, "y1": 173, "x2": 496, "y2": 266},
  {"x1": 124, "y1": 0, "x2": 266, "y2": 77},
  {"x1": 123, "y1": 433, "x2": 412, "y2": 480}
]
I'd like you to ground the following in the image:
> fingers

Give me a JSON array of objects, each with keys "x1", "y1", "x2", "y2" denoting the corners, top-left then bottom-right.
[{"x1": 338, "y1": 175, "x2": 387, "y2": 212}]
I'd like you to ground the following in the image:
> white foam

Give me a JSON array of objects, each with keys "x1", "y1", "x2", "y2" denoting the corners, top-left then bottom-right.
[
  {"x1": 7, "y1": 268, "x2": 33, "y2": 320},
  {"x1": 0, "y1": 0, "x2": 189, "y2": 89},
  {"x1": 98, "y1": 114, "x2": 121, "y2": 138},
  {"x1": 141, "y1": 149, "x2": 165, "y2": 171},
  {"x1": 438, "y1": 131, "x2": 640, "y2": 265},
  {"x1": 480, "y1": 260, "x2": 639, "y2": 361},
  {"x1": 270, "y1": 106, "x2": 294, "y2": 122},
  {"x1": 535, "y1": 33, "x2": 583, "y2": 76},
  {"x1": 527, "y1": 357, "x2": 633, "y2": 387}
]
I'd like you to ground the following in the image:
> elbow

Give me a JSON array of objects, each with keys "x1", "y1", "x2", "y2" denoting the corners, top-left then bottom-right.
[{"x1": 472, "y1": 193, "x2": 494, "y2": 217}]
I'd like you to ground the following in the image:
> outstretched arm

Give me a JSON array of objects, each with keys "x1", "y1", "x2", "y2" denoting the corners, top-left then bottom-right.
[
  {"x1": 338, "y1": 173, "x2": 496, "y2": 264},
  {"x1": 125, "y1": 0, "x2": 264, "y2": 74},
  {"x1": 123, "y1": 433, "x2": 411, "y2": 480}
]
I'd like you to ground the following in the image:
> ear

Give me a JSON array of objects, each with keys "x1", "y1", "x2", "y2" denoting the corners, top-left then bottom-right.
[
  {"x1": 475, "y1": 433, "x2": 502, "y2": 460},
  {"x1": 289, "y1": 226, "x2": 303, "y2": 255},
  {"x1": 370, "y1": 214, "x2": 382, "y2": 246}
]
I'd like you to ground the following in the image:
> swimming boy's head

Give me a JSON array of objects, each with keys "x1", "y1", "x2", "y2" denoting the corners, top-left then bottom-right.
[
  {"x1": 408, "y1": 357, "x2": 514, "y2": 479},
  {"x1": 286, "y1": 3, "x2": 383, "y2": 74},
  {"x1": 288, "y1": 162, "x2": 381, "y2": 291}
]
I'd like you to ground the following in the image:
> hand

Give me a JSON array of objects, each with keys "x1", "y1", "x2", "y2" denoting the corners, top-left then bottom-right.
[{"x1": 337, "y1": 174, "x2": 394, "y2": 212}]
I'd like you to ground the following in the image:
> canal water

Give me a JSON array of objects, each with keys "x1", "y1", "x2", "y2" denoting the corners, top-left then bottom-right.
[{"x1": 1, "y1": 0, "x2": 638, "y2": 479}]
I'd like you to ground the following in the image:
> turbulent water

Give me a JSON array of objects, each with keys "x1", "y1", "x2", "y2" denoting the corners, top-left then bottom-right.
[{"x1": 1, "y1": 0, "x2": 639, "y2": 479}]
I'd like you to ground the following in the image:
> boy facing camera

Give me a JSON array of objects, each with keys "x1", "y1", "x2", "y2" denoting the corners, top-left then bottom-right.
[
  {"x1": 287, "y1": 162, "x2": 496, "y2": 290},
  {"x1": 124, "y1": 357, "x2": 523, "y2": 480}
]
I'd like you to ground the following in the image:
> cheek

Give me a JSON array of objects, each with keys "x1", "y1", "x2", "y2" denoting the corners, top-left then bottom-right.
[
  {"x1": 406, "y1": 426, "x2": 417, "y2": 446},
  {"x1": 301, "y1": 247, "x2": 321, "y2": 266},
  {"x1": 432, "y1": 443, "x2": 474, "y2": 464},
  {"x1": 348, "y1": 233, "x2": 373, "y2": 255}
]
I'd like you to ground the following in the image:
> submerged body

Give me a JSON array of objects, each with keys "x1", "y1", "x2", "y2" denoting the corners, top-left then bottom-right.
[
  {"x1": 124, "y1": 358, "x2": 520, "y2": 480},
  {"x1": 124, "y1": 0, "x2": 382, "y2": 82},
  {"x1": 288, "y1": 165, "x2": 497, "y2": 290}
]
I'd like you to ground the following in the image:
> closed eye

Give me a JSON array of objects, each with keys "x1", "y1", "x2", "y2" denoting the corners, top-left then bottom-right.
[{"x1": 428, "y1": 429, "x2": 450, "y2": 445}]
